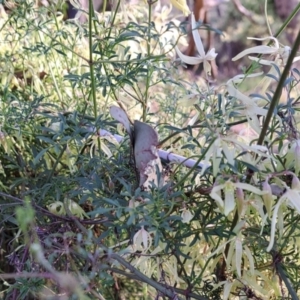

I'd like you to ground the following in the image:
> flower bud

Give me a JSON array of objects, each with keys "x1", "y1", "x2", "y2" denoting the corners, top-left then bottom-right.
[
  {"x1": 49, "y1": 122, "x2": 62, "y2": 133},
  {"x1": 224, "y1": 181, "x2": 236, "y2": 216},
  {"x1": 108, "y1": 180, "x2": 115, "y2": 191},
  {"x1": 295, "y1": 141, "x2": 300, "y2": 175},
  {"x1": 47, "y1": 201, "x2": 65, "y2": 216},
  {"x1": 262, "y1": 180, "x2": 274, "y2": 217},
  {"x1": 236, "y1": 187, "x2": 245, "y2": 218},
  {"x1": 286, "y1": 140, "x2": 300, "y2": 174},
  {"x1": 292, "y1": 175, "x2": 300, "y2": 190},
  {"x1": 181, "y1": 209, "x2": 194, "y2": 224}
]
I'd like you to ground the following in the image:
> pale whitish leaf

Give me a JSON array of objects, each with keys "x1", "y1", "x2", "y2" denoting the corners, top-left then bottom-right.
[
  {"x1": 175, "y1": 47, "x2": 203, "y2": 65},
  {"x1": 191, "y1": 13, "x2": 205, "y2": 57},
  {"x1": 232, "y1": 220, "x2": 246, "y2": 234},
  {"x1": 109, "y1": 106, "x2": 132, "y2": 137},
  {"x1": 134, "y1": 120, "x2": 163, "y2": 188},
  {"x1": 133, "y1": 226, "x2": 152, "y2": 252},
  {"x1": 248, "y1": 56, "x2": 276, "y2": 66},
  {"x1": 267, "y1": 196, "x2": 286, "y2": 252},
  {"x1": 292, "y1": 175, "x2": 300, "y2": 190},
  {"x1": 222, "y1": 142, "x2": 235, "y2": 166},
  {"x1": 224, "y1": 181, "x2": 236, "y2": 216},
  {"x1": 177, "y1": 95, "x2": 198, "y2": 107},
  {"x1": 100, "y1": 140, "x2": 112, "y2": 158},
  {"x1": 102, "y1": 134, "x2": 119, "y2": 146},
  {"x1": 229, "y1": 72, "x2": 264, "y2": 84},
  {"x1": 226, "y1": 240, "x2": 235, "y2": 267},
  {"x1": 208, "y1": 237, "x2": 235, "y2": 258},
  {"x1": 244, "y1": 245, "x2": 255, "y2": 275},
  {"x1": 209, "y1": 185, "x2": 225, "y2": 209},
  {"x1": 235, "y1": 182, "x2": 267, "y2": 195},
  {"x1": 223, "y1": 281, "x2": 233, "y2": 300},
  {"x1": 278, "y1": 204, "x2": 284, "y2": 238},
  {"x1": 286, "y1": 189, "x2": 300, "y2": 213},
  {"x1": 169, "y1": 0, "x2": 190, "y2": 16},
  {"x1": 187, "y1": 111, "x2": 199, "y2": 126},
  {"x1": 235, "y1": 238, "x2": 242, "y2": 277},
  {"x1": 247, "y1": 36, "x2": 279, "y2": 47},
  {"x1": 232, "y1": 46, "x2": 277, "y2": 61},
  {"x1": 243, "y1": 272, "x2": 268, "y2": 296},
  {"x1": 293, "y1": 56, "x2": 300, "y2": 63}
]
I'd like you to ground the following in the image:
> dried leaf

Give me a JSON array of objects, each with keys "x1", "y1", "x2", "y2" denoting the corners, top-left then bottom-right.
[
  {"x1": 110, "y1": 106, "x2": 132, "y2": 139},
  {"x1": 134, "y1": 120, "x2": 163, "y2": 188}
]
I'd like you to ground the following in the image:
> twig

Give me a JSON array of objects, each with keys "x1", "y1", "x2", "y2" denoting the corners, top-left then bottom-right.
[
  {"x1": 232, "y1": 0, "x2": 258, "y2": 24},
  {"x1": 69, "y1": 215, "x2": 185, "y2": 300},
  {"x1": 98, "y1": 128, "x2": 205, "y2": 169},
  {"x1": 108, "y1": 267, "x2": 208, "y2": 300}
]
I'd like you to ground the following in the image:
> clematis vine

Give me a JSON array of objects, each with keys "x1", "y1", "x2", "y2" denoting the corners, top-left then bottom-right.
[{"x1": 175, "y1": 13, "x2": 218, "y2": 77}]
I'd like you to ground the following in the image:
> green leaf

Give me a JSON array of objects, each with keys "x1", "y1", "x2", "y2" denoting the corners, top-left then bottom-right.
[{"x1": 33, "y1": 147, "x2": 49, "y2": 165}]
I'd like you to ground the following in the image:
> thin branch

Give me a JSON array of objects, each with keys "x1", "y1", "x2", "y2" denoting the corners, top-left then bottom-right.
[
  {"x1": 99, "y1": 128, "x2": 205, "y2": 169},
  {"x1": 69, "y1": 214, "x2": 185, "y2": 299},
  {"x1": 109, "y1": 267, "x2": 208, "y2": 300},
  {"x1": 257, "y1": 29, "x2": 300, "y2": 146},
  {"x1": 232, "y1": 0, "x2": 259, "y2": 24}
]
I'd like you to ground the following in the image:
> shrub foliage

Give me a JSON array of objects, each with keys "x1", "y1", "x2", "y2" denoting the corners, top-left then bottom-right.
[{"x1": 0, "y1": 1, "x2": 300, "y2": 299}]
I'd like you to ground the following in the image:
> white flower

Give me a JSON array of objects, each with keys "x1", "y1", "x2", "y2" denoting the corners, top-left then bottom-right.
[
  {"x1": 49, "y1": 122, "x2": 62, "y2": 133},
  {"x1": 285, "y1": 140, "x2": 300, "y2": 174},
  {"x1": 175, "y1": 13, "x2": 218, "y2": 77},
  {"x1": 227, "y1": 234, "x2": 256, "y2": 278},
  {"x1": 238, "y1": 37, "x2": 300, "y2": 64},
  {"x1": 133, "y1": 226, "x2": 152, "y2": 252},
  {"x1": 181, "y1": 208, "x2": 194, "y2": 223},
  {"x1": 232, "y1": 37, "x2": 280, "y2": 60},
  {"x1": 267, "y1": 175, "x2": 300, "y2": 252},
  {"x1": 210, "y1": 180, "x2": 267, "y2": 216},
  {"x1": 226, "y1": 74, "x2": 268, "y2": 134},
  {"x1": 209, "y1": 221, "x2": 256, "y2": 284},
  {"x1": 231, "y1": 36, "x2": 300, "y2": 63},
  {"x1": 169, "y1": 0, "x2": 190, "y2": 16},
  {"x1": 199, "y1": 136, "x2": 221, "y2": 177},
  {"x1": 232, "y1": 37, "x2": 300, "y2": 93},
  {"x1": 220, "y1": 280, "x2": 233, "y2": 300}
]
